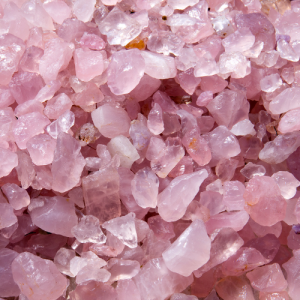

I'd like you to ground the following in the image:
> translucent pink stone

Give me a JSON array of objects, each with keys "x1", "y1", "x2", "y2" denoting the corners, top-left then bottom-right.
[
  {"x1": 0, "y1": 107, "x2": 15, "y2": 142},
  {"x1": 116, "y1": 279, "x2": 141, "y2": 300},
  {"x1": 246, "y1": 263, "x2": 287, "y2": 292},
  {"x1": 43, "y1": 0, "x2": 71, "y2": 24},
  {"x1": 240, "y1": 162, "x2": 266, "y2": 179},
  {"x1": 222, "y1": 28, "x2": 255, "y2": 53},
  {"x1": 146, "y1": 137, "x2": 166, "y2": 161},
  {"x1": 15, "y1": 151, "x2": 35, "y2": 189},
  {"x1": 272, "y1": 171, "x2": 300, "y2": 199},
  {"x1": 249, "y1": 218, "x2": 282, "y2": 238},
  {"x1": 29, "y1": 196, "x2": 78, "y2": 237},
  {"x1": 19, "y1": 46, "x2": 44, "y2": 73},
  {"x1": 0, "y1": 87, "x2": 14, "y2": 109},
  {"x1": 130, "y1": 114, "x2": 152, "y2": 151},
  {"x1": 162, "y1": 219, "x2": 210, "y2": 276},
  {"x1": 73, "y1": 0, "x2": 96, "y2": 22},
  {"x1": 158, "y1": 169, "x2": 208, "y2": 222},
  {"x1": 196, "y1": 91, "x2": 213, "y2": 107},
  {"x1": 141, "y1": 50, "x2": 177, "y2": 79},
  {"x1": 131, "y1": 167, "x2": 159, "y2": 208},
  {"x1": 46, "y1": 111, "x2": 75, "y2": 139},
  {"x1": 259, "y1": 291, "x2": 289, "y2": 300},
  {"x1": 200, "y1": 191, "x2": 225, "y2": 216},
  {"x1": 2, "y1": 183, "x2": 29, "y2": 210},
  {"x1": 79, "y1": 32, "x2": 106, "y2": 50},
  {"x1": 177, "y1": 68, "x2": 202, "y2": 95},
  {"x1": 244, "y1": 176, "x2": 286, "y2": 226},
  {"x1": 0, "y1": 248, "x2": 20, "y2": 297},
  {"x1": 15, "y1": 100, "x2": 44, "y2": 117},
  {"x1": 216, "y1": 276, "x2": 255, "y2": 300},
  {"x1": 13, "y1": 112, "x2": 50, "y2": 150},
  {"x1": 12, "y1": 252, "x2": 68, "y2": 300},
  {"x1": 34, "y1": 80, "x2": 61, "y2": 103},
  {"x1": 92, "y1": 104, "x2": 131, "y2": 138},
  {"x1": 26, "y1": 134, "x2": 56, "y2": 165},
  {"x1": 0, "y1": 34, "x2": 25, "y2": 85},
  {"x1": 171, "y1": 294, "x2": 198, "y2": 300},
  {"x1": 44, "y1": 93, "x2": 72, "y2": 120},
  {"x1": 169, "y1": 156, "x2": 193, "y2": 178},
  {"x1": 51, "y1": 132, "x2": 85, "y2": 193},
  {"x1": 223, "y1": 181, "x2": 245, "y2": 211},
  {"x1": 39, "y1": 38, "x2": 74, "y2": 83},
  {"x1": 82, "y1": 163, "x2": 121, "y2": 224},
  {"x1": 54, "y1": 248, "x2": 76, "y2": 277},
  {"x1": 147, "y1": 103, "x2": 164, "y2": 135},
  {"x1": 133, "y1": 258, "x2": 193, "y2": 300},
  {"x1": 148, "y1": 215, "x2": 175, "y2": 241},
  {"x1": 277, "y1": 39, "x2": 299, "y2": 62},
  {"x1": 107, "y1": 258, "x2": 140, "y2": 281},
  {"x1": 102, "y1": 213, "x2": 137, "y2": 248},
  {"x1": 260, "y1": 74, "x2": 282, "y2": 93}
]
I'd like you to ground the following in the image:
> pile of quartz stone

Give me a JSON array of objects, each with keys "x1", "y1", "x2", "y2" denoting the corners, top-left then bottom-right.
[{"x1": 3, "y1": 0, "x2": 300, "y2": 299}]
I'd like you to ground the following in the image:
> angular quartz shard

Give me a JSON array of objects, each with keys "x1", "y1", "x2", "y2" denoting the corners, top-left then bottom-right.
[
  {"x1": 230, "y1": 119, "x2": 255, "y2": 136},
  {"x1": 74, "y1": 48, "x2": 104, "y2": 82},
  {"x1": 269, "y1": 87, "x2": 300, "y2": 114},
  {"x1": 33, "y1": 80, "x2": 61, "y2": 103},
  {"x1": 43, "y1": 0, "x2": 71, "y2": 24},
  {"x1": 102, "y1": 213, "x2": 137, "y2": 248},
  {"x1": 175, "y1": 48, "x2": 198, "y2": 71},
  {"x1": 158, "y1": 170, "x2": 208, "y2": 222},
  {"x1": 277, "y1": 39, "x2": 299, "y2": 62},
  {"x1": 162, "y1": 219, "x2": 211, "y2": 276},
  {"x1": 222, "y1": 28, "x2": 255, "y2": 53},
  {"x1": 130, "y1": 114, "x2": 152, "y2": 151},
  {"x1": 131, "y1": 167, "x2": 159, "y2": 208},
  {"x1": 0, "y1": 107, "x2": 15, "y2": 142},
  {"x1": 20, "y1": 46, "x2": 44, "y2": 73},
  {"x1": 76, "y1": 264, "x2": 110, "y2": 285},
  {"x1": 216, "y1": 276, "x2": 255, "y2": 300},
  {"x1": 246, "y1": 263, "x2": 287, "y2": 292},
  {"x1": 92, "y1": 104, "x2": 131, "y2": 138},
  {"x1": 99, "y1": 7, "x2": 142, "y2": 46},
  {"x1": 107, "y1": 49, "x2": 145, "y2": 95},
  {"x1": 29, "y1": 196, "x2": 78, "y2": 237},
  {"x1": 0, "y1": 33, "x2": 25, "y2": 85},
  {"x1": 51, "y1": 132, "x2": 85, "y2": 193},
  {"x1": 0, "y1": 248, "x2": 20, "y2": 297},
  {"x1": 79, "y1": 32, "x2": 106, "y2": 50},
  {"x1": 116, "y1": 279, "x2": 141, "y2": 300},
  {"x1": 194, "y1": 228, "x2": 244, "y2": 278},
  {"x1": 167, "y1": 0, "x2": 199, "y2": 9},
  {"x1": 151, "y1": 137, "x2": 185, "y2": 178},
  {"x1": 107, "y1": 135, "x2": 140, "y2": 168},
  {"x1": 200, "y1": 191, "x2": 225, "y2": 216},
  {"x1": 244, "y1": 176, "x2": 286, "y2": 226},
  {"x1": 133, "y1": 258, "x2": 193, "y2": 300},
  {"x1": 147, "y1": 103, "x2": 164, "y2": 135},
  {"x1": 54, "y1": 248, "x2": 76, "y2": 277},
  {"x1": 0, "y1": 87, "x2": 15, "y2": 109},
  {"x1": 222, "y1": 181, "x2": 245, "y2": 211},
  {"x1": 82, "y1": 162, "x2": 121, "y2": 224},
  {"x1": 278, "y1": 108, "x2": 300, "y2": 134},
  {"x1": 171, "y1": 294, "x2": 198, "y2": 300},
  {"x1": 2, "y1": 183, "x2": 30, "y2": 210},
  {"x1": 141, "y1": 51, "x2": 177, "y2": 79},
  {"x1": 177, "y1": 68, "x2": 202, "y2": 95},
  {"x1": 107, "y1": 258, "x2": 140, "y2": 281},
  {"x1": 205, "y1": 125, "x2": 241, "y2": 166},
  {"x1": 15, "y1": 100, "x2": 44, "y2": 117},
  {"x1": 71, "y1": 215, "x2": 106, "y2": 244},
  {"x1": 272, "y1": 171, "x2": 300, "y2": 200},
  {"x1": 259, "y1": 132, "x2": 300, "y2": 164},
  {"x1": 26, "y1": 134, "x2": 56, "y2": 165},
  {"x1": 13, "y1": 112, "x2": 50, "y2": 149},
  {"x1": 39, "y1": 38, "x2": 74, "y2": 83},
  {"x1": 44, "y1": 93, "x2": 72, "y2": 120},
  {"x1": 240, "y1": 162, "x2": 266, "y2": 179},
  {"x1": 73, "y1": 0, "x2": 95, "y2": 22},
  {"x1": 148, "y1": 215, "x2": 175, "y2": 241},
  {"x1": 12, "y1": 252, "x2": 68, "y2": 300},
  {"x1": 260, "y1": 73, "x2": 282, "y2": 93},
  {"x1": 207, "y1": 89, "x2": 249, "y2": 129},
  {"x1": 0, "y1": 148, "x2": 18, "y2": 178},
  {"x1": 259, "y1": 291, "x2": 289, "y2": 300}
]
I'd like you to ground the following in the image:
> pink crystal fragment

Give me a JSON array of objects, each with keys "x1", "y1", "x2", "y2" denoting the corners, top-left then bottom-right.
[
  {"x1": 116, "y1": 279, "x2": 141, "y2": 300},
  {"x1": 147, "y1": 103, "x2": 164, "y2": 135},
  {"x1": 246, "y1": 263, "x2": 287, "y2": 292},
  {"x1": 79, "y1": 32, "x2": 106, "y2": 50},
  {"x1": 2, "y1": 183, "x2": 29, "y2": 210},
  {"x1": 171, "y1": 294, "x2": 198, "y2": 300},
  {"x1": 222, "y1": 28, "x2": 255, "y2": 53},
  {"x1": 272, "y1": 171, "x2": 300, "y2": 200},
  {"x1": 12, "y1": 252, "x2": 68, "y2": 300},
  {"x1": 34, "y1": 80, "x2": 61, "y2": 103},
  {"x1": 260, "y1": 74, "x2": 282, "y2": 93},
  {"x1": 148, "y1": 215, "x2": 175, "y2": 240},
  {"x1": 200, "y1": 191, "x2": 225, "y2": 216},
  {"x1": 15, "y1": 100, "x2": 44, "y2": 117},
  {"x1": 259, "y1": 291, "x2": 289, "y2": 300},
  {"x1": 107, "y1": 258, "x2": 140, "y2": 281},
  {"x1": 54, "y1": 248, "x2": 76, "y2": 277},
  {"x1": 278, "y1": 108, "x2": 300, "y2": 134},
  {"x1": 43, "y1": 0, "x2": 71, "y2": 24},
  {"x1": 196, "y1": 91, "x2": 213, "y2": 107},
  {"x1": 46, "y1": 111, "x2": 75, "y2": 139},
  {"x1": 44, "y1": 93, "x2": 72, "y2": 120},
  {"x1": 19, "y1": 46, "x2": 44, "y2": 73},
  {"x1": 223, "y1": 181, "x2": 245, "y2": 211},
  {"x1": 73, "y1": 0, "x2": 96, "y2": 22}
]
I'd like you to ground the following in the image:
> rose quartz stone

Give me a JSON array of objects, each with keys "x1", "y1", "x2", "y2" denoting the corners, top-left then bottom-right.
[
  {"x1": 162, "y1": 219, "x2": 210, "y2": 276},
  {"x1": 12, "y1": 252, "x2": 68, "y2": 300},
  {"x1": 74, "y1": 47, "x2": 104, "y2": 82},
  {"x1": 222, "y1": 28, "x2": 255, "y2": 53},
  {"x1": 108, "y1": 49, "x2": 145, "y2": 95},
  {"x1": 107, "y1": 258, "x2": 140, "y2": 281},
  {"x1": 259, "y1": 291, "x2": 289, "y2": 300},
  {"x1": 39, "y1": 38, "x2": 74, "y2": 83},
  {"x1": 223, "y1": 181, "x2": 245, "y2": 211},
  {"x1": 130, "y1": 114, "x2": 152, "y2": 151},
  {"x1": 44, "y1": 93, "x2": 72, "y2": 120},
  {"x1": 51, "y1": 133, "x2": 85, "y2": 193},
  {"x1": 134, "y1": 258, "x2": 193, "y2": 300},
  {"x1": 0, "y1": 147, "x2": 18, "y2": 179},
  {"x1": 147, "y1": 103, "x2": 164, "y2": 135},
  {"x1": 54, "y1": 248, "x2": 76, "y2": 277},
  {"x1": 246, "y1": 263, "x2": 287, "y2": 292},
  {"x1": 116, "y1": 279, "x2": 141, "y2": 300},
  {"x1": 29, "y1": 196, "x2": 78, "y2": 237},
  {"x1": 148, "y1": 215, "x2": 175, "y2": 241},
  {"x1": 73, "y1": 82, "x2": 104, "y2": 107},
  {"x1": 278, "y1": 108, "x2": 300, "y2": 134},
  {"x1": 131, "y1": 167, "x2": 159, "y2": 208},
  {"x1": 0, "y1": 87, "x2": 15, "y2": 109},
  {"x1": 43, "y1": 0, "x2": 71, "y2": 24},
  {"x1": 73, "y1": 0, "x2": 96, "y2": 22},
  {"x1": 2, "y1": 183, "x2": 29, "y2": 210},
  {"x1": 272, "y1": 171, "x2": 300, "y2": 200},
  {"x1": 15, "y1": 100, "x2": 44, "y2": 117},
  {"x1": 34, "y1": 80, "x2": 61, "y2": 103},
  {"x1": 200, "y1": 191, "x2": 225, "y2": 216},
  {"x1": 92, "y1": 104, "x2": 131, "y2": 138},
  {"x1": 244, "y1": 176, "x2": 287, "y2": 226},
  {"x1": 158, "y1": 169, "x2": 208, "y2": 222},
  {"x1": 79, "y1": 32, "x2": 106, "y2": 50}
]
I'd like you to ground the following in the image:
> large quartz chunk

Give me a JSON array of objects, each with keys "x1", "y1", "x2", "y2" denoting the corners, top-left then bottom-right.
[
  {"x1": 147, "y1": 103, "x2": 164, "y2": 135},
  {"x1": 0, "y1": 34, "x2": 25, "y2": 85},
  {"x1": 46, "y1": 111, "x2": 75, "y2": 139},
  {"x1": 131, "y1": 167, "x2": 159, "y2": 209},
  {"x1": 0, "y1": 148, "x2": 18, "y2": 178},
  {"x1": 73, "y1": 0, "x2": 96, "y2": 22},
  {"x1": 43, "y1": 0, "x2": 71, "y2": 24},
  {"x1": 2, "y1": 183, "x2": 30, "y2": 210},
  {"x1": 158, "y1": 170, "x2": 208, "y2": 222},
  {"x1": 244, "y1": 176, "x2": 286, "y2": 226},
  {"x1": 29, "y1": 196, "x2": 78, "y2": 237},
  {"x1": 107, "y1": 258, "x2": 140, "y2": 281},
  {"x1": 71, "y1": 215, "x2": 106, "y2": 244},
  {"x1": 102, "y1": 213, "x2": 137, "y2": 248},
  {"x1": 134, "y1": 258, "x2": 193, "y2": 300},
  {"x1": 54, "y1": 248, "x2": 76, "y2": 277},
  {"x1": 39, "y1": 38, "x2": 74, "y2": 83},
  {"x1": 108, "y1": 49, "x2": 145, "y2": 95},
  {"x1": 107, "y1": 135, "x2": 140, "y2": 168},
  {"x1": 162, "y1": 219, "x2": 211, "y2": 276},
  {"x1": 12, "y1": 252, "x2": 68, "y2": 300},
  {"x1": 13, "y1": 112, "x2": 50, "y2": 150},
  {"x1": 99, "y1": 7, "x2": 142, "y2": 46},
  {"x1": 0, "y1": 249, "x2": 20, "y2": 297},
  {"x1": 51, "y1": 133, "x2": 85, "y2": 193},
  {"x1": 206, "y1": 90, "x2": 249, "y2": 129},
  {"x1": 272, "y1": 171, "x2": 300, "y2": 200},
  {"x1": 222, "y1": 28, "x2": 255, "y2": 53},
  {"x1": 116, "y1": 279, "x2": 141, "y2": 300},
  {"x1": 92, "y1": 104, "x2": 131, "y2": 138},
  {"x1": 0, "y1": 203, "x2": 17, "y2": 230},
  {"x1": 141, "y1": 51, "x2": 177, "y2": 79},
  {"x1": 82, "y1": 162, "x2": 121, "y2": 224},
  {"x1": 278, "y1": 108, "x2": 300, "y2": 134},
  {"x1": 259, "y1": 132, "x2": 300, "y2": 164}
]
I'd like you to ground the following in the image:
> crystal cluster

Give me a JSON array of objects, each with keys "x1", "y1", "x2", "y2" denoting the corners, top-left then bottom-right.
[{"x1": 0, "y1": 0, "x2": 300, "y2": 299}]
